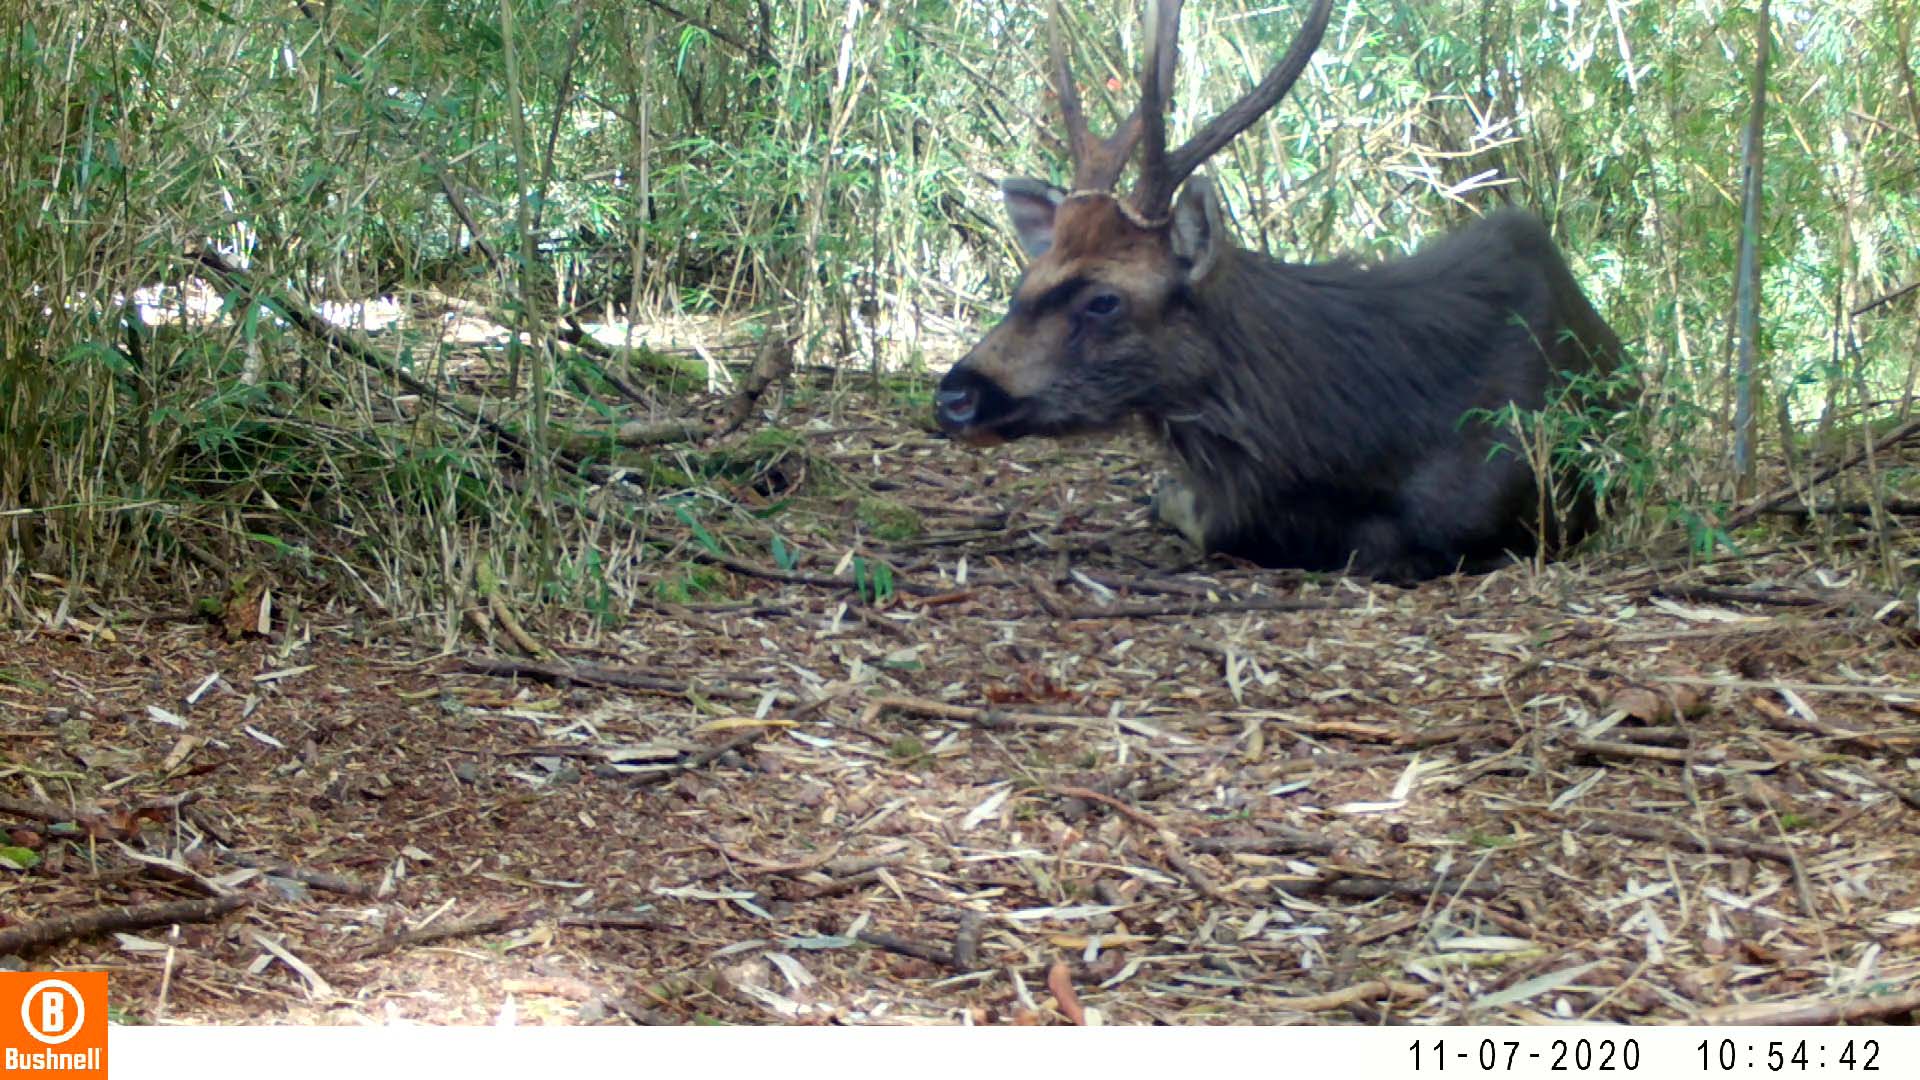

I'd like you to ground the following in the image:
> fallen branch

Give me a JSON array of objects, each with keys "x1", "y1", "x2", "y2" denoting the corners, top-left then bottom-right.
[
  {"x1": 1855, "y1": 766, "x2": 1920, "y2": 814},
  {"x1": 1724, "y1": 413, "x2": 1920, "y2": 530},
  {"x1": 1706, "y1": 985, "x2": 1920, "y2": 1025},
  {"x1": 217, "y1": 851, "x2": 375, "y2": 898},
  {"x1": 856, "y1": 928, "x2": 955, "y2": 969},
  {"x1": 1397, "y1": 723, "x2": 1511, "y2": 750},
  {"x1": 1070, "y1": 569, "x2": 1262, "y2": 599},
  {"x1": 1584, "y1": 817, "x2": 1796, "y2": 866},
  {"x1": 460, "y1": 656, "x2": 773, "y2": 702},
  {"x1": 501, "y1": 976, "x2": 599, "y2": 1001},
  {"x1": 1346, "y1": 913, "x2": 1423, "y2": 947},
  {"x1": 350, "y1": 908, "x2": 536, "y2": 962},
  {"x1": 0, "y1": 895, "x2": 248, "y2": 956},
  {"x1": 557, "y1": 318, "x2": 663, "y2": 409}
]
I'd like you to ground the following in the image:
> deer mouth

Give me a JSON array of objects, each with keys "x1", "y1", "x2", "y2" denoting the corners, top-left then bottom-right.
[
  {"x1": 944, "y1": 408, "x2": 1132, "y2": 447},
  {"x1": 939, "y1": 408, "x2": 1025, "y2": 447},
  {"x1": 948, "y1": 427, "x2": 1010, "y2": 448},
  {"x1": 934, "y1": 370, "x2": 1030, "y2": 445}
]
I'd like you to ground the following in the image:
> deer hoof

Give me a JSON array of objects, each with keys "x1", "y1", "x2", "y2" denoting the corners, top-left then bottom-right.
[{"x1": 1151, "y1": 478, "x2": 1208, "y2": 550}]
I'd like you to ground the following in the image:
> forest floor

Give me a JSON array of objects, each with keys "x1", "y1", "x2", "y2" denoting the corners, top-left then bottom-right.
[{"x1": 4, "y1": 385, "x2": 1920, "y2": 1027}]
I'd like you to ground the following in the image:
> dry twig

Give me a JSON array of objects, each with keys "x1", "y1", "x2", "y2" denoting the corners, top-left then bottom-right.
[
  {"x1": 350, "y1": 909, "x2": 537, "y2": 962},
  {"x1": 0, "y1": 895, "x2": 248, "y2": 956}
]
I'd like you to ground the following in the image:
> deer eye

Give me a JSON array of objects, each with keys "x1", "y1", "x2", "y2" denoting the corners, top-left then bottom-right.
[{"x1": 1083, "y1": 292, "x2": 1123, "y2": 319}]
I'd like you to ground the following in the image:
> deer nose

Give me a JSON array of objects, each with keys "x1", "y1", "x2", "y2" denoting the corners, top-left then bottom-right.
[
  {"x1": 934, "y1": 362, "x2": 991, "y2": 430},
  {"x1": 935, "y1": 386, "x2": 979, "y2": 427}
]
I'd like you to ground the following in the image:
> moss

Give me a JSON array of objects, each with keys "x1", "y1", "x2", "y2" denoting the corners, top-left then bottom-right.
[
  {"x1": 623, "y1": 345, "x2": 708, "y2": 387},
  {"x1": 700, "y1": 426, "x2": 830, "y2": 498},
  {"x1": 624, "y1": 454, "x2": 695, "y2": 490},
  {"x1": 739, "y1": 426, "x2": 806, "y2": 456},
  {"x1": 855, "y1": 497, "x2": 922, "y2": 542},
  {"x1": 887, "y1": 736, "x2": 928, "y2": 766},
  {"x1": 652, "y1": 565, "x2": 728, "y2": 603}
]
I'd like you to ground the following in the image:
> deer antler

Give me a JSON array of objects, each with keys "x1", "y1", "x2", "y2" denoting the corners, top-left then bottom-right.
[
  {"x1": 1047, "y1": 0, "x2": 1145, "y2": 193},
  {"x1": 1129, "y1": 0, "x2": 1187, "y2": 218},
  {"x1": 1048, "y1": 0, "x2": 1335, "y2": 220},
  {"x1": 1131, "y1": 0, "x2": 1335, "y2": 219}
]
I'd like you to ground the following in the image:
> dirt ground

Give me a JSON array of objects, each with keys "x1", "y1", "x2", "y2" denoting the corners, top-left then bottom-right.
[{"x1": 4, "y1": 401, "x2": 1919, "y2": 1026}]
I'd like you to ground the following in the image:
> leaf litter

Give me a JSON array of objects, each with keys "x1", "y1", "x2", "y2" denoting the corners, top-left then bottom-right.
[{"x1": 2, "y1": 398, "x2": 1919, "y2": 1026}]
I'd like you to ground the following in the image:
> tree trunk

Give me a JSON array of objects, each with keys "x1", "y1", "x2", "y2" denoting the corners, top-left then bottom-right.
[{"x1": 1729, "y1": 0, "x2": 1771, "y2": 496}]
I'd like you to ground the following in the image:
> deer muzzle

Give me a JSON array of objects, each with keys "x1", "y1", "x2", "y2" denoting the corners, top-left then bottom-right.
[{"x1": 934, "y1": 362, "x2": 1018, "y2": 446}]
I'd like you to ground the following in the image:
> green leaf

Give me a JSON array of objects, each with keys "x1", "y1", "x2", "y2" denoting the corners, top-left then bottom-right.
[
  {"x1": 852, "y1": 557, "x2": 895, "y2": 605},
  {"x1": 673, "y1": 503, "x2": 723, "y2": 556},
  {"x1": 0, "y1": 846, "x2": 41, "y2": 871},
  {"x1": 771, "y1": 535, "x2": 797, "y2": 571}
]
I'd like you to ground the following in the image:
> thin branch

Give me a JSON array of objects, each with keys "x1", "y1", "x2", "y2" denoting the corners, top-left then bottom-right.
[{"x1": 636, "y1": 0, "x2": 774, "y2": 66}]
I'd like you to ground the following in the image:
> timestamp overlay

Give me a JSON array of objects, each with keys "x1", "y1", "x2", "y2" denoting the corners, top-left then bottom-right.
[
  {"x1": 106, "y1": 1023, "x2": 1917, "y2": 1079},
  {"x1": 1394, "y1": 1028, "x2": 1906, "y2": 1079}
]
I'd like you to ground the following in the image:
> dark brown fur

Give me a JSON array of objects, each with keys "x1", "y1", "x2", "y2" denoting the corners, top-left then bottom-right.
[
  {"x1": 1150, "y1": 204, "x2": 1623, "y2": 580},
  {"x1": 933, "y1": 2, "x2": 1627, "y2": 582}
]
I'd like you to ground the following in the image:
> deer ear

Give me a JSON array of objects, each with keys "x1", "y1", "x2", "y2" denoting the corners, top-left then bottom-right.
[
  {"x1": 1171, "y1": 175, "x2": 1226, "y2": 284},
  {"x1": 1000, "y1": 179, "x2": 1068, "y2": 258}
]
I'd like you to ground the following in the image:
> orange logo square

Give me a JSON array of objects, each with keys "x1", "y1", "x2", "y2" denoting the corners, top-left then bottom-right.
[{"x1": 0, "y1": 971, "x2": 107, "y2": 1078}]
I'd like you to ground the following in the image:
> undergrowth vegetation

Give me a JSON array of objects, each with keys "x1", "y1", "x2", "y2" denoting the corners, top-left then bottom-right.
[{"x1": 1, "y1": 0, "x2": 1915, "y2": 628}]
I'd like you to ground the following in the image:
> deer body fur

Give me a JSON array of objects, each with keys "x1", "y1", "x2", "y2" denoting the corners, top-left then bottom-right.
[{"x1": 933, "y1": 0, "x2": 1627, "y2": 581}]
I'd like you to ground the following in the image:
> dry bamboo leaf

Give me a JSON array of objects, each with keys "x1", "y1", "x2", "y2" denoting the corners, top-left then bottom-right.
[
  {"x1": 1471, "y1": 960, "x2": 1603, "y2": 1011},
  {"x1": 1046, "y1": 960, "x2": 1084, "y2": 1025},
  {"x1": 1605, "y1": 683, "x2": 1705, "y2": 723},
  {"x1": 1046, "y1": 933, "x2": 1152, "y2": 949},
  {"x1": 696, "y1": 716, "x2": 796, "y2": 732},
  {"x1": 960, "y1": 785, "x2": 1011, "y2": 830}
]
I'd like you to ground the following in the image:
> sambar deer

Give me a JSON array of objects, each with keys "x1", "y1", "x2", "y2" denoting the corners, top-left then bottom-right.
[{"x1": 933, "y1": 0, "x2": 1626, "y2": 582}]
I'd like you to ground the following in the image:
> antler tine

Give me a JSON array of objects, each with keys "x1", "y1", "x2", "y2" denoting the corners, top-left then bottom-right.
[
  {"x1": 1129, "y1": 0, "x2": 1187, "y2": 218},
  {"x1": 1162, "y1": 0, "x2": 1334, "y2": 192},
  {"x1": 1046, "y1": 1, "x2": 1093, "y2": 181},
  {"x1": 1048, "y1": 0, "x2": 1147, "y2": 192}
]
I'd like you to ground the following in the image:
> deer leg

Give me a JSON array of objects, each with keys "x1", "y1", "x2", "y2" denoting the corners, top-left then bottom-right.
[{"x1": 1151, "y1": 474, "x2": 1210, "y2": 550}]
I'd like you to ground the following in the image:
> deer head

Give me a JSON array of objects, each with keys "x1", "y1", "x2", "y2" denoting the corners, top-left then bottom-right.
[{"x1": 934, "y1": 0, "x2": 1335, "y2": 445}]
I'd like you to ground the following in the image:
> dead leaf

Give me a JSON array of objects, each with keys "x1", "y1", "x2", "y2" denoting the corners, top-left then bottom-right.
[
  {"x1": 222, "y1": 580, "x2": 270, "y2": 640},
  {"x1": 1046, "y1": 960, "x2": 1084, "y2": 1026},
  {"x1": 1606, "y1": 683, "x2": 1704, "y2": 723}
]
